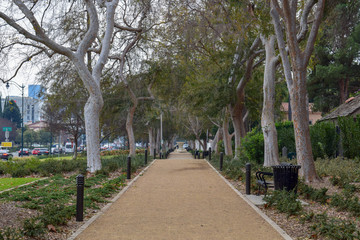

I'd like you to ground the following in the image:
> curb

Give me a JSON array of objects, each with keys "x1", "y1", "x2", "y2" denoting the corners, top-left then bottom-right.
[
  {"x1": 204, "y1": 160, "x2": 293, "y2": 240},
  {"x1": 67, "y1": 159, "x2": 157, "y2": 240}
]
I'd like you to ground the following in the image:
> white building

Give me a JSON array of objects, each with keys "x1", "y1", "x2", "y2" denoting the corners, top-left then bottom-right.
[{"x1": 1, "y1": 96, "x2": 44, "y2": 125}]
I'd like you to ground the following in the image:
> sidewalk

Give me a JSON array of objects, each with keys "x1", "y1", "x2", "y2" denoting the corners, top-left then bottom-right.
[{"x1": 73, "y1": 152, "x2": 289, "y2": 240}]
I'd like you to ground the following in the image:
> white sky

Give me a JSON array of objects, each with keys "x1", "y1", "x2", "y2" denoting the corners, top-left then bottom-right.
[{"x1": 0, "y1": 65, "x2": 38, "y2": 98}]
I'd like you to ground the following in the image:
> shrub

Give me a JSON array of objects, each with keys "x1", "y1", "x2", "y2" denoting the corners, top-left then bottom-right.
[
  {"x1": 264, "y1": 190, "x2": 302, "y2": 216},
  {"x1": 310, "y1": 213, "x2": 360, "y2": 240},
  {"x1": 241, "y1": 128, "x2": 264, "y2": 164},
  {"x1": 310, "y1": 121, "x2": 338, "y2": 159},
  {"x1": 338, "y1": 116, "x2": 360, "y2": 159},
  {"x1": 276, "y1": 121, "x2": 295, "y2": 154},
  {"x1": 40, "y1": 203, "x2": 75, "y2": 226},
  {"x1": 22, "y1": 217, "x2": 44, "y2": 237},
  {"x1": 0, "y1": 227, "x2": 23, "y2": 240},
  {"x1": 298, "y1": 182, "x2": 329, "y2": 204}
]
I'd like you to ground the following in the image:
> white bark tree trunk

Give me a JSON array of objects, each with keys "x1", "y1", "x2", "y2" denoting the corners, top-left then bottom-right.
[
  {"x1": 84, "y1": 94, "x2": 103, "y2": 172},
  {"x1": 271, "y1": 0, "x2": 325, "y2": 182},
  {"x1": 261, "y1": 35, "x2": 280, "y2": 167},
  {"x1": 126, "y1": 104, "x2": 137, "y2": 156},
  {"x1": 148, "y1": 127, "x2": 155, "y2": 157},
  {"x1": 156, "y1": 128, "x2": 161, "y2": 153},
  {"x1": 210, "y1": 128, "x2": 221, "y2": 152},
  {"x1": 223, "y1": 114, "x2": 233, "y2": 156}
]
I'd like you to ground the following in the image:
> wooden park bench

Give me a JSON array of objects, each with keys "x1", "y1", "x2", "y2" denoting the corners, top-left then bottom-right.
[{"x1": 255, "y1": 171, "x2": 274, "y2": 195}]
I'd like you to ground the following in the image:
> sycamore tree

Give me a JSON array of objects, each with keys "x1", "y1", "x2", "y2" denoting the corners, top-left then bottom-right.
[
  {"x1": 270, "y1": 0, "x2": 325, "y2": 182},
  {"x1": 0, "y1": 0, "x2": 156, "y2": 172},
  {"x1": 0, "y1": 1, "x2": 117, "y2": 172}
]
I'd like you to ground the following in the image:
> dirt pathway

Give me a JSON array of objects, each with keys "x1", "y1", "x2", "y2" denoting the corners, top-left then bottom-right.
[{"x1": 74, "y1": 152, "x2": 286, "y2": 240}]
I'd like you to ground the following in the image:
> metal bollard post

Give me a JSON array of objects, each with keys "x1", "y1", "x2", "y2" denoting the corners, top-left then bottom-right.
[
  {"x1": 209, "y1": 147, "x2": 212, "y2": 161},
  {"x1": 246, "y1": 163, "x2": 251, "y2": 195},
  {"x1": 220, "y1": 152, "x2": 224, "y2": 171},
  {"x1": 145, "y1": 149, "x2": 148, "y2": 165},
  {"x1": 76, "y1": 174, "x2": 84, "y2": 222},
  {"x1": 154, "y1": 149, "x2": 156, "y2": 159},
  {"x1": 127, "y1": 156, "x2": 131, "y2": 179}
]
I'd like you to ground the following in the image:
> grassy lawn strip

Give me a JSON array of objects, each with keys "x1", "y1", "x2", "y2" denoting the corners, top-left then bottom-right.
[{"x1": 0, "y1": 178, "x2": 40, "y2": 191}]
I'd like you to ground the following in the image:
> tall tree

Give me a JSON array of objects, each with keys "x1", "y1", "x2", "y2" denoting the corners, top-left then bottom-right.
[
  {"x1": 308, "y1": 2, "x2": 360, "y2": 112},
  {"x1": 270, "y1": 0, "x2": 325, "y2": 182},
  {"x1": 3, "y1": 99, "x2": 22, "y2": 128},
  {"x1": 0, "y1": 1, "x2": 118, "y2": 172}
]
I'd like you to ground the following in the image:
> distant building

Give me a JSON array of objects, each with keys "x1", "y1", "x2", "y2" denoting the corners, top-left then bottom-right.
[
  {"x1": 319, "y1": 96, "x2": 360, "y2": 122},
  {"x1": 26, "y1": 121, "x2": 48, "y2": 132},
  {"x1": 1, "y1": 96, "x2": 44, "y2": 125},
  {"x1": 28, "y1": 85, "x2": 45, "y2": 100},
  {"x1": 280, "y1": 102, "x2": 322, "y2": 125}
]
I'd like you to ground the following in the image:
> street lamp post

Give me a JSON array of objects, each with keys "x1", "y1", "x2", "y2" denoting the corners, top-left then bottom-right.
[{"x1": 6, "y1": 82, "x2": 25, "y2": 157}]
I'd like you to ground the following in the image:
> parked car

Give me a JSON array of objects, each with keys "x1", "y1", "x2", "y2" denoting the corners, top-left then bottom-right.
[
  {"x1": 39, "y1": 148, "x2": 49, "y2": 155},
  {"x1": 18, "y1": 148, "x2": 30, "y2": 156},
  {"x1": 64, "y1": 143, "x2": 74, "y2": 153},
  {"x1": 32, "y1": 148, "x2": 49, "y2": 155},
  {"x1": 0, "y1": 147, "x2": 12, "y2": 160},
  {"x1": 51, "y1": 144, "x2": 63, "y2": 154}
]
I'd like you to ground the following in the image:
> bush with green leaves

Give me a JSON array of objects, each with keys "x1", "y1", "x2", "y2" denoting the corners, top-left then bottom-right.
[
  {"x1": 240, "y1": 127, "x2": 264, "y2": 164},
  {"x1": 330, "y1": 184, "x2": 360, "y2": 216},
  {"x1": 310, "y1": 121, "x2": 338, "y2": 159},
  {"x1": 315, "y1": 158, "x2": 360, "y2": 187},
  {"x1": 276, "y1": 121, "x2": 295, "y2": 154},
  {"x1": 298, "y1": 182, "x2": 329, "y2": 204},
  {"x1": 338, "y1": 115, "x2": 360, "y2": 159},
  {"x1": 264, "y1": 190, "x2": 302, "y2": 217},
  {"x1": 309, "y1": 213, "x2": 360, "y2": 240},
  {"x1": 0, "y1": 227, "x2": 23, "y2": 240}
]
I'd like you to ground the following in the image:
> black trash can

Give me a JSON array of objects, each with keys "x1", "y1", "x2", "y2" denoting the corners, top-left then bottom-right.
[{"x1": 272, "y1": 164, "x2": 301, "y2": 192}]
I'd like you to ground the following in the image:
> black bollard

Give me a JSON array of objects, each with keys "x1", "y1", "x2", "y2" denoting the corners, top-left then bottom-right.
[
  {"x1": 220, "y1": 152, "x2": 224, "y2": 171},
  {"x1": 154, "y1": 149, "x2": 156, "y2": 159},
  {"x1": 145, "y1": 149, "x2": 148, "y2": 165},
  {"x1": 209, "y1": 147, "x2": 212, "y2": 161},
  {"x1": 246, "y1": 163, "x2": 251, "y2": 195},
  {"x1": 127, "y1": 156, "x2": 131, "y2": 179},
  {"x1": 76, "y1": 174, "x2": 84, "y2": 222}
]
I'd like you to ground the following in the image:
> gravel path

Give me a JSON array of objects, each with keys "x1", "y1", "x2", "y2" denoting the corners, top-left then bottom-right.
[{"x1": 75, "y1": 152, "x2": 285, "y2": 240}]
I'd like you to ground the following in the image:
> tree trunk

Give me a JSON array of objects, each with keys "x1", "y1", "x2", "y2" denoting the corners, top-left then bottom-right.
[
  {"x1": 339, "y1": 78, "x2": 349, "y2": 104},
  {"x1": 72, "y1": 135, "x2": 79, "y2": 161},
  {"x1": 270, "y1": 0, "x2": 324, "y2": 182},
  {"x1": 229, "y1": 102, "x2": 245, "y2": 158},
  {"x1": 126, "y1": 103, "x2": 137, "y2": 157},
  {"x1": 291, "y1": 72, "x2": 318, "y2": 181},
  {"x1": 156, "y1": 128, "x2": 160, "y2": 153},
  {"x1": 261, "y1": 35, "x2": 280, "y2": 167},
  {"x1": 148, "y1": 127, "x2": 155, "y2": 157},
  {"x1": 223, "y1": 114, "x2": 233, "y2": 156},
  {"x1": 84, "y1": 94, "x2": 103, "y2": 172},
  {"x1": 210, "y1": 128, "x2": 221, "y2": 153}
]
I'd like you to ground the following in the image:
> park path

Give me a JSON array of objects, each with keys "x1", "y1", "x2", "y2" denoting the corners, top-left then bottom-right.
[{"x1": 74, "y1": 152, "x2": 287, "y2": 240}]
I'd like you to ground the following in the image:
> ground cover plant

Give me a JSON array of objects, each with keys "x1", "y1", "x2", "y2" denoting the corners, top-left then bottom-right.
[
  {"x1": 0, "y1": 178, "x2": 40, "y2": 191},
  {"x1": 0, "y1": 153, "x2": 152, "y2": 239},
  {"x1": 206, "y1": 153, "x2": 360, "y2": 239}
]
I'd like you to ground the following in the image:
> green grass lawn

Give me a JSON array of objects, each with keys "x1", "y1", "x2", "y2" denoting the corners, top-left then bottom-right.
[{"x1": 0, "y1": 178, "x2": 40, "y2": 191}]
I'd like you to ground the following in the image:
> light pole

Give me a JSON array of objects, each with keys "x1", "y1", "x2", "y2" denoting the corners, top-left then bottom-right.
[{"x1": 6, "y1": 82, "x2": 25, "y2": 157}]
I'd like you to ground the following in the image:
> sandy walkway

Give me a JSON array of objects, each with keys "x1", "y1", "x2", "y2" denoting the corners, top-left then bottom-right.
[{"x1": 74, "y1": 152, "x2": 286, "y2": 240}]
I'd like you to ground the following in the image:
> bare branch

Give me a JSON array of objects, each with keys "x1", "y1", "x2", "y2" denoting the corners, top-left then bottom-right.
[{"x1": 0, "y1": 49, "x2": 44, "y2": 83}]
